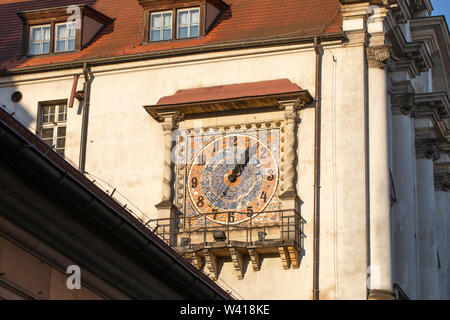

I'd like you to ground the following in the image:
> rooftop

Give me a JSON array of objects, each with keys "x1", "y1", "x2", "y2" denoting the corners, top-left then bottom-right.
[{"x1": 0, "y1": 0, "x2": 342, "y2": 72}]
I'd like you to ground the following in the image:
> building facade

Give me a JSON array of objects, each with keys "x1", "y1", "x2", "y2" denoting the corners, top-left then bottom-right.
[{"x1": 0, "y1": 0, "x2": 449, "y2": 300}]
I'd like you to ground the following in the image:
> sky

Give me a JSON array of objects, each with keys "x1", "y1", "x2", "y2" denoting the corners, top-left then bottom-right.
[{"x1": 431, "y1": 0, "x2": 450, "y2": 20}]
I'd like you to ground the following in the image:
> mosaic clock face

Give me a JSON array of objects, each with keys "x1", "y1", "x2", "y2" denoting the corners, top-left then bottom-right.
[{"x1": 186, "y1": 133, "x2": 279, "y2": 225}]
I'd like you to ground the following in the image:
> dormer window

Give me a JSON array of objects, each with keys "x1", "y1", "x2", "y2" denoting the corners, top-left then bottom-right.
[
  {"x1": 177, "y1": 8, "x2": 199, "y2": 39},
  {"x1": 29, "y1": 25, "x2": 51, "y2": 55},
  {"x1": 140, "y1": 0, "x2": 228, "y2": 44},
  {"x1": 55, "y1": 22, "x2": 77, "y2": 53},
  {"x1": 18, "y1": 5, "x2": 113, "y2": 57},
  {"x1": 150, "y1": 11, "x2": 173, "y2": 42}
]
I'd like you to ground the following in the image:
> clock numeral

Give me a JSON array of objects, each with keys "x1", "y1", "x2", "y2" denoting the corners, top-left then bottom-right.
[
  {"x1": 247, "y1": 206, "x2": 254, "y2": 217},
  {"x1": 267, "y1": 169, "x2": 274, "y2": 181},
  {"x1": 228, "y1": 212, "x2": 235, "y2": 223},
  {"x1": 229, "y1": 135, "x2": 238, "y2": 147},
  {"x1": 212, "y1": 140, "x2": 220, "y2": 156},
  {"x1": 260, "y1": 147, "x2": 267, "y2": 159},
  {"x1": 260, "y1": 191, "x2": 267, "y2": 203},
  {"x1": 191, "y1": 177, "x2": 198, "y2": 189},
  {"x1": 198, "y1": 154, "x2": 206, "y2": 165},
  {"x1": 197, "y1": 196, "x2": 204, "y2": 208}
]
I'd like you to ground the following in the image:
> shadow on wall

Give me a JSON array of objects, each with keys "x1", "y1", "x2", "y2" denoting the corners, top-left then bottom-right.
[{"x1": 0, "y1": 79, "x2": 34, "y2": 130}]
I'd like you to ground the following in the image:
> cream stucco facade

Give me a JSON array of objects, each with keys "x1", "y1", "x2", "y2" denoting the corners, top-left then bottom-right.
[{"x1": 0, "y1": 0, "x2": 449, "y2": 300}]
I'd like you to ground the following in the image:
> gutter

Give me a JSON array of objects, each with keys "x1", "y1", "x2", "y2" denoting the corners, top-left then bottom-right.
[
  {"x1": 0, "y1": 107, "x2": 232, "y2": 300},
  {"x1": 1, "y1": 32, "x2": 345, "y2": 75},
  {"x1": 313, "y1": 36, "x2": 323, "y2": 301}
]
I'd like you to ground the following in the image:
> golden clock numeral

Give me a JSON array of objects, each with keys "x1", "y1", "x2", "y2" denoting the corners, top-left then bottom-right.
[
  {"x1": 197, "y1": 196, "x2": 204, "y2": 207},
  {"x1": 260, "y1": 191, "x2": 267, "y2": 203},
  {"x1": 191, "y1": 177, "x2": 198, "y2": 188}
]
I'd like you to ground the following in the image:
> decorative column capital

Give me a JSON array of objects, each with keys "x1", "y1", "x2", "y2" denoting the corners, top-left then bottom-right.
[
  {"x1": 367, "y1": 44, "x2": 392, "y2": 69},
  {"x1": 160, "y1": 111, "x2": 184, "y2": 133}
]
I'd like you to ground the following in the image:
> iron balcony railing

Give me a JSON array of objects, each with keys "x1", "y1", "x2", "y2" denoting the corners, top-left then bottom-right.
[{"x1": 148, "y1": 209, "x2": 306, "y2": 250}]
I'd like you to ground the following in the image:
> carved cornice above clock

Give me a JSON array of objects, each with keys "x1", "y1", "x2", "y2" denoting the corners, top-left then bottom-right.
[
  {"x1": 434, "y1": 162, "x2": 450, "y2": 192},
  {"x1": 144, "y1": 79, "x2": 313, "y2": 121}
]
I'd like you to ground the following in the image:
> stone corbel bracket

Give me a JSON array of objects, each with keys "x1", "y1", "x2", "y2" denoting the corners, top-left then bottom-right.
[
  {"x1": 390, "y1": 81, "x2": 416, "y2": 116},
  {"x1": 415, "y1": 127, "x2": 441, "y2": 161}
]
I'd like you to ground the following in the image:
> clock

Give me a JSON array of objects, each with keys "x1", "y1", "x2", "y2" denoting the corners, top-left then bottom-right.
[{"x1": 180, "y1": 128, "x2": 281, "y2": 227}]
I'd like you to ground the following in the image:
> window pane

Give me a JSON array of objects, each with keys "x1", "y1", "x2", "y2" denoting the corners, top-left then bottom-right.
[
  {"x1": 163, "y1": 13, "x2": 172, "y2": 27},
  {"x1": 30, "y1": 43, "x2": 41, "y2": 55},
  {"x1": 190, "y1": 25, "x2": 199, "y2": 37},
  {"x1": 43, "y1": 26, "x2": 51, "y2": 41},
  {"x1": 151, "y1": 14, "x2": 162, "y2": 28},
  {"x1": 178, "y1": 26, "x2": 188, "y2": 39},
  {"x1": 41, "y1": 128, "x2": 54, "y2": 146},
  {"x1": 163, "y1": 28, "x2": 172, "y2": 40},
  {"x1": 56, "y1": 40, "x2": 66, "y2": 52},
  {"x1": 58, "y1": 105, "x2": 67, "y2": 122},
  {"x1": 56, "y1": 137, "x2": 66, "y2": 149},
  {"x1": 68, "y1": 23, "x2": 76, "y2": 37},
  {"x1": 151, "y1": 30, "x2": 160, "y2": 41},
  {"x1": 191, "y1": 10, "x2": 199, "y2": 24},
  {"x1": 68, "y1": 39, "x2": 76, "y2": 51},
  {"x1": 57, "y1": 24, "x2": 67, "y2": 39},
  {"x1": 179, "y1": 11, "x2": 188, "y2": 25},
  {"x1": 57, "y1": 126, "x2": 66, "y2": 137},
  {"x1": 31, "y1": 27, "x2": 41, "y2": 41},
  {"x1": 43, "y1": 42, "x2": 50, "y2": 54}
]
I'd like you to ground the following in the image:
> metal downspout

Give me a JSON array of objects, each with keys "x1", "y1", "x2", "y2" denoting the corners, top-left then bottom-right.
[
  {"x1": 79, "y1": 62, "x2": 92, "y2": 173},
  {"x1": 313, "y1": 36, "x2": 323, "y2": 301}
]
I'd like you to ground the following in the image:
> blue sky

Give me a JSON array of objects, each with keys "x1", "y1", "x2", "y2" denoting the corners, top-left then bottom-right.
[{"x1": 431, "y1": 0, "x2": 450, "y2": 20}]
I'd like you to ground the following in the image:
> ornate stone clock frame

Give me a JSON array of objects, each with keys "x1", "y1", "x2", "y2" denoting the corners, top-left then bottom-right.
[{"x1": 145, "y1": 84, "x2": 313, "y2": 279}]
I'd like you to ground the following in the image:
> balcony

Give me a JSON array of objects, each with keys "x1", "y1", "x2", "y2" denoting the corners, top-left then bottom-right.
[{"x1": 148, "y1": 209, "x2": 305, "y2": 280}]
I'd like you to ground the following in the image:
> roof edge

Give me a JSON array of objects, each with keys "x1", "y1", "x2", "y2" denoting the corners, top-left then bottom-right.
[{"x1": 1, "y1": 32, "x2": 345, "y2": 75}]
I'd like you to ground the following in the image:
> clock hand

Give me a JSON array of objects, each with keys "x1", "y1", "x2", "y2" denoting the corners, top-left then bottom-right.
[{"x1": 228, "y1": 146, "x2": 250, "y2": 183}]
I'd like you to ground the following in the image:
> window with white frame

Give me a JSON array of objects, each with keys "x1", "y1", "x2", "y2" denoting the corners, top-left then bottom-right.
[
  {"x1": 55, "y1": 22, "x2": 77, "y2": 53},
  {"x1": 28, "y1": 25, "x2": 51, "y2": 55},
  {"x1": 177, "y1": 8, "x2": 199, "y2": 39},
  {"x1": 39, "y1": 103, "x2": 67, "y2": 156},
  {"x1": 150, "y1": 11, "x2": 173, "y2": 42}
]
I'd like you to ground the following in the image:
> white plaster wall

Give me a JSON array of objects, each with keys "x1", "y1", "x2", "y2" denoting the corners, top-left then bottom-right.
[{"x1": 0, "y1": 42, "x2": 369, "y2": 300}]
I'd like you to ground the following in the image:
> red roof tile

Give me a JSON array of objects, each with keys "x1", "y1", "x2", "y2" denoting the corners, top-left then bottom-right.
[
  {"x1": 156, "y1": 79, "x2": 304, "y2": 106},
  {"x1": 0, "y1": 0, "x2": 342, "y2": 71}
]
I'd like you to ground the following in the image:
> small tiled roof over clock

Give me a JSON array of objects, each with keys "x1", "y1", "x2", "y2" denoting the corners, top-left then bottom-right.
[{"x1": 0, "y1": 0, "x2": 342, "y2": 72}]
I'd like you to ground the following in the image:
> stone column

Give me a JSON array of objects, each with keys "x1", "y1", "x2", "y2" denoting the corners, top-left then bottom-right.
[
  {"x1": 279, "y1": 99, "x2": 301, "y2": 201},
  {"x1": 434, "y1": 159, "x2": 449, "y2": 300},
  {"x1": 155, "y1": 111, "x2": 184, "y2": 245},
  {"x1": 415, "y1": 126, "x2": 440, "y2": 299},
  {"x1": 390, "y1": 93, "x2": 418, "y2": 298},
  {"x1": 366, "y1": 44, "x2": 395, "y2": 300}
]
